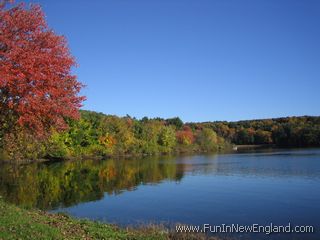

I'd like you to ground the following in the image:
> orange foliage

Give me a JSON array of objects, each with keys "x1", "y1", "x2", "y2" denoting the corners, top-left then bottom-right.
[
  {"x1": 176, "y1": 126, "x2": 194, "y2": 145},
  {"x1": 0, "y1": 1, "x2": 85, "y2": 135}
]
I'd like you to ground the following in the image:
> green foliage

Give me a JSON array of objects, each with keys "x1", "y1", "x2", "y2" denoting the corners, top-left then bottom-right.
[
  {"x1": 196, "y1": 128, "x2": 218, "y2": 152},
  {"x1": 189, "y1": 116, "x2": 320, "y2": 147},
  {"x1": 6, "y1": 110, "x2": 320, "y2": 161},
  {"x1": 165, "y1": 117, "x2": 183, "y2": 130},
  {"x1": 46, "y1": 131, "x2": 70, "y2": 158},
  {"x1": 158, "y1": 126, "x2": 176, "y2": 152}
]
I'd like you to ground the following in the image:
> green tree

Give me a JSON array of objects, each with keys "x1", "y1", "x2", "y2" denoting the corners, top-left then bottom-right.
[
  {"x1": 158, "y1": 126, "x2": 176, "y2": 152},
  {"x1": 196, "y1": 128, "x2": 218, "y2": 152},
  {"x1": 166, "y1": 117, "x2": 183, "y2": 130}
]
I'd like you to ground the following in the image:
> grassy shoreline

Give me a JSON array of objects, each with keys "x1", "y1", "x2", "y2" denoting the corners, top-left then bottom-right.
[
  {"x1": 0, "y1": 197, "x2": 165, "y2": 240},
  {"x1": 0, "y1": 198, "x2": 218, "y2": 240}
]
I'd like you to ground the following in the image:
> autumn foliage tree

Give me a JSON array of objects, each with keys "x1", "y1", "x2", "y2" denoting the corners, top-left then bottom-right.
[
  {"x1": 0, "y1": 0, "x2": 85, "y2": 143},
  {"x1": 176, "y1": 126, "x2": 194, "y2": 145}
]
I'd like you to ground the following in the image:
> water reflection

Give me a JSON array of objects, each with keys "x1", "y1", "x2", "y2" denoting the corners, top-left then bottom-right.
[
  {"x1": 0, "y1": 155, "x2": 188, "y2": 209},
  {"x1": 0, "y1": 149, "x2": 319, "y2": 211}
]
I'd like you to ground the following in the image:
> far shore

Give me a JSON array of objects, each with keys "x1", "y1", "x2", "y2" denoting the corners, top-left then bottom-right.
[
  {"x1": 2, "y1": 144, "x2": 319, "y2": 165},
  {"x1": 233, "y1": 144, "x2": 277, "y2": 150}
]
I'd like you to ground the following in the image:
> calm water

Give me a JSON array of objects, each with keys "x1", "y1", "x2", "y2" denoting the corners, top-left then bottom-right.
[{"x1": 0, "y1": 148, "x2": 319, "y2": 239}]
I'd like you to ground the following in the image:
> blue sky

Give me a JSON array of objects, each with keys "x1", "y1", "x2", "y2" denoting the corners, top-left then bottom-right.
[{"x1": 23, "y1": 0, "x2": 320, "y2": 122}]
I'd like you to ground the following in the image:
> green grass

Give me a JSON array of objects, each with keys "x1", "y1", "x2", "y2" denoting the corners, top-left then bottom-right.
[
  {"x1": 0, "y1": 197, "x2": 221, "y2": 240},
  {"x1": 0, "y1": 197, "x2": 167, "y2": 240}
]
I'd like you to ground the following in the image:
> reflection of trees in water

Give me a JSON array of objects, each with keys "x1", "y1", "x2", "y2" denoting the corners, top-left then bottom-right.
[
  {"x1": 0, "y1": 156, "x2": 185, "y2": 210},
  {"x1": 2, "y1": 151, "x2": 314, "y2": 211}
]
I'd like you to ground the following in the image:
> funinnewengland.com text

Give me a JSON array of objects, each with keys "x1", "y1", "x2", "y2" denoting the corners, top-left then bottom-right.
[{"x1": 175, "y1": 223, "x2": 314, "y2": 235}]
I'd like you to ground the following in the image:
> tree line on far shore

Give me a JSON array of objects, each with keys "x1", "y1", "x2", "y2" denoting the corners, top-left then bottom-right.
[
  {"x1": 2, "y1": 110, "x2": 320, "y2": 162},
  {"x1": 189, "y1": 116, "x2": 320, "y2": 147},
  {"x1": 0, "y1": 110, "x2": 228, "y2": 161}
]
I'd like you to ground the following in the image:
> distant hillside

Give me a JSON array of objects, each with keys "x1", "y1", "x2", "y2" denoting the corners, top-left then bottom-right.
[
  {"x1": 2, "y1": 110, "x2": 319, "y2": 162},
  {"x1": 187, "y1": 116, "x2": 320, "y2": 147}
]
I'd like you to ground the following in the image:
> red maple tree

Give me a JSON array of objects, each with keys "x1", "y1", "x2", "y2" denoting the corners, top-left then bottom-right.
[{"x1": 0, "y1": 0, "x2": 85, "y2": 136}]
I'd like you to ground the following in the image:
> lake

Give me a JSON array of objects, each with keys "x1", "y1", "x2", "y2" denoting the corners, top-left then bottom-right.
[{"x1": 0, "y1": 148, "x2": 319, "y2": 239}]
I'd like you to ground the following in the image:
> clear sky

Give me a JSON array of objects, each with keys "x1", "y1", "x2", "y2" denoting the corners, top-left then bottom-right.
[{"x1": 23, "y1": 0, "x2": 320, "y2": 122}]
